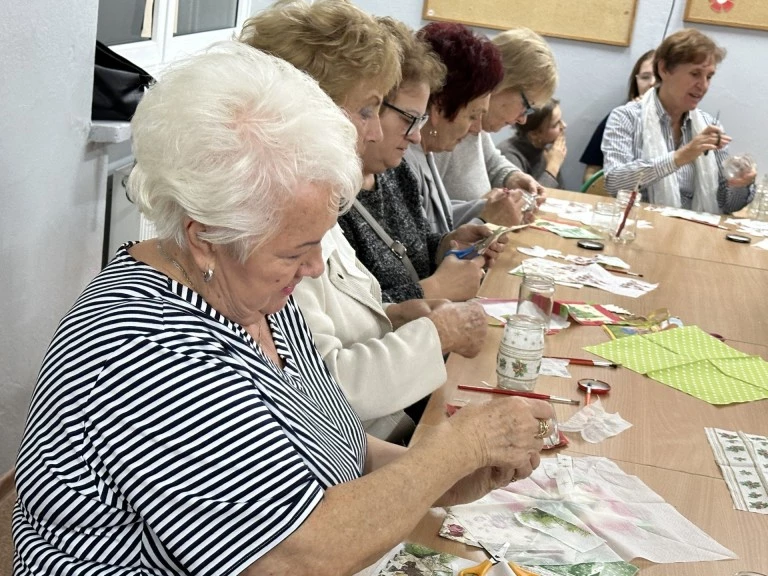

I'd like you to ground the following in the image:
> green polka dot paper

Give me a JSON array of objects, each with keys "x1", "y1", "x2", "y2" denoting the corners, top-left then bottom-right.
[
  {"x1": 584, "y1": 334, "x2": 694, "y2": 374},
  {"x1": 643, "y1": 326, "x2": 748, "y2": 360},
  {"x1": 711, "y1": 357, "x2": 768, "y2": 391},
  {"x1": 584, "y1": 326, "x2": 768, "y2": 405},
  {"x1": 649, "y1": 360, "x2": 768, "y2": 404}
]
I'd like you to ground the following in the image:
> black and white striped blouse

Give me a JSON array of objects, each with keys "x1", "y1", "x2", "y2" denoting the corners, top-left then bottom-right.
[{"x1": 13, "y1": 243, "x2": 367, "y2": 576}]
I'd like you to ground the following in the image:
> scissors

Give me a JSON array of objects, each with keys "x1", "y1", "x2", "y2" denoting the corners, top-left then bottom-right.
[
  {"x1": 445, "y1": 224, "x2": 529, "y2": 260},
  {"x1": 458, "y1": 542, "x2": 509, "y2": 576}
]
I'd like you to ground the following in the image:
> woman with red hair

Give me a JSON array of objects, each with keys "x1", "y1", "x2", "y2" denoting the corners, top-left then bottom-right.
[{"x1": 403, "y1": 22, "x2": 527, "y2": 234}]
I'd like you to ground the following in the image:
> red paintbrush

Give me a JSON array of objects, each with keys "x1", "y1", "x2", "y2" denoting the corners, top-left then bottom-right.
[{"x1": 458, "y1": 384, "x2": 580, "y2": 405}]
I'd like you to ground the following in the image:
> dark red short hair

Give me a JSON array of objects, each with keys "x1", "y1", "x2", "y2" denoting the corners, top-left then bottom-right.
[{"x1": 418, "y1": 22, "x2": 503, "y2": 121}]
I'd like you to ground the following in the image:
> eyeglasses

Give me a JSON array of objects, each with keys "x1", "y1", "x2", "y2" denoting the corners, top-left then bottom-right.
[
  {"x1": 382, "y1": 100, "x2": 429, "y2": 136},
  {"x1": 520, "y1": 91, "x2": 536, "y2": 117}
]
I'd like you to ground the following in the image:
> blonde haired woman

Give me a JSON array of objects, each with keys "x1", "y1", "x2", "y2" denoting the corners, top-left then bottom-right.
[
  {"x1": 240, "y1": 0, "x2": 400, "y2": 154},
  {"x1": 243, "y1": 4, "x2": 496, "y2": 441},
  {"x1": 435, "y1": 27, "x2": 558, "y2": 203}
]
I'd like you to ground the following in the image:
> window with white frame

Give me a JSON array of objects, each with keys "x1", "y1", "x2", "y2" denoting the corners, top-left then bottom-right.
[{"x1": 97, "y1": 0, "x2": 253, "y2": 75}]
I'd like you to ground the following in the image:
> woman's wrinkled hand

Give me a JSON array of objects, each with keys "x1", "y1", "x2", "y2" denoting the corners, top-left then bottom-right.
[
  {"x1": 440, "y1": 224, "x2": 508, "y2": 269},
  {"x1": 727, "y1": 168, "x2": 757, "y2": 189},
  {"x1": 675, "y1": 125, "x2": 731, "y2": 166},
  {"x1": 421, "y1": 253, "x2": 484, "y2": 301},
  {"x1": 427, "y1": 300, "x2": 487, "y2": 357},
  {"x1": 480, "y1": 189, "x2": 525, "y2": 227},
  {"x1": 433, "y1": 397, "x2": 553, "y2": 505},
  {"x1": 384, "y1": 299, "x2": 437, "y2": 330}
]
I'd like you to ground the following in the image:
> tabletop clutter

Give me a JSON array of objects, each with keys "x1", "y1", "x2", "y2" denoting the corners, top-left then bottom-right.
[{"x1": 403, "y1": 196, "x2": 768, "y2": 576}]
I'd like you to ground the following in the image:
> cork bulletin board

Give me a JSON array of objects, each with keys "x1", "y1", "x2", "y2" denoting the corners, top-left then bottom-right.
[
  {"x1": 685, "y1": 0, "x2": 768, "y2": 32},
  {"x1": 422, "y1": 0, "x2": 639, "y2": 47}
]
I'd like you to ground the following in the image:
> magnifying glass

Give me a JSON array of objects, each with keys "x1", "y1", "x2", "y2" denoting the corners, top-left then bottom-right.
[{"x1": 578, "y1": 378, "x2": 611, "y2": 405}]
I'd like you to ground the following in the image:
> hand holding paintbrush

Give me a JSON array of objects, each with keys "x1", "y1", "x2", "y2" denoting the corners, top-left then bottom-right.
[{"x1": 704, "y1": 110, "x2": 721, "y2": 156}]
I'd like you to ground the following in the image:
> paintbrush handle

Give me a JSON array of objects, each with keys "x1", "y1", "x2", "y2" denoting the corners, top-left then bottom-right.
[
  {"x1": 457, "y1": 385, "x2": 580, "y2": 405},
  {"x1": 615, "y1": 189, "x2": 638, "y2": 238}
]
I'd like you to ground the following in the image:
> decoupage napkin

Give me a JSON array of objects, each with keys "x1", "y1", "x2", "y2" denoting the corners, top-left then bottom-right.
[
  {"x1": 706, "y1": 427, "x2": 768, "y2": 514},
  {"x1": 557, "y1": 398, "x2": 632, "y2": 443},
  {"x1": 584, "y1": 326, "x2": 768, "y2": 404},
  {"x1": 439, "y1": 455, "x2": 736, "y2": 565}
]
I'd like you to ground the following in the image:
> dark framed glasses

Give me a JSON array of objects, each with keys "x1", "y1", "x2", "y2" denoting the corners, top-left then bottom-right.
[
  {"x1": 520, "y1": 91, "x2": 536, "y2": 117},
  {"x1": 382, "y1": 100, "x2": 429, "y2": 136}
]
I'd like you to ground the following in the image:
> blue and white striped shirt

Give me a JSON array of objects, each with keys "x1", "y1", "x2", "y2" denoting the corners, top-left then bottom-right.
[
  {"x1": 13, "y1": 243, "x2": 366, "y2": 576},
  {"x1": 602, "y1": 95, "x2": 754, "y2": 214}
]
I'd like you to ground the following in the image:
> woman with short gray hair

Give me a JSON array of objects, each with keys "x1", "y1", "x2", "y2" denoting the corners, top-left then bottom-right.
[{"x1": 13, "y1": 41, "x2": 553, "y2": 576}]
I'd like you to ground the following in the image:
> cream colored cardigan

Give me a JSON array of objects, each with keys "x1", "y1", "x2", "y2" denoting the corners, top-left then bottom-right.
[{"x1": 293, "y1": 225, "x2": 446, "y2": 440}]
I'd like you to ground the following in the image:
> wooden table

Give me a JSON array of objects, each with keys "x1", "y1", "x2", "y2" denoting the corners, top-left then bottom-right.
[
  {"x1": 546, "y1": 190, "x2": 768, "y2": 270},
  {"x1": 407, "y1": 190, "x2": 768, "y2": 574}
]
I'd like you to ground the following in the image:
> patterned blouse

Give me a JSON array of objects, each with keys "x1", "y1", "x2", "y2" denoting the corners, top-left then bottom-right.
[{"x1": 338, "y1": 162, "x2": 444, "y2": 303}]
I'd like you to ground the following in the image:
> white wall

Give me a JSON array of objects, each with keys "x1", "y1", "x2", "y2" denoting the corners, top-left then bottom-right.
[
  {"x1": 0, "y1": 0, "x2": 765, "y2": 469},
  {"x1": 0, "y1": 0, "x2": 102, "y2": 470}
]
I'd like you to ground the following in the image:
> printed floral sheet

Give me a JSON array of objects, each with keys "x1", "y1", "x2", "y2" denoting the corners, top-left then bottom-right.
[
  {"x1": 706, "y1": 427, "x2": 768, "y2": 514},
  {"x1": 439, "y1": 455, "x2": 735, "y2": 565}
]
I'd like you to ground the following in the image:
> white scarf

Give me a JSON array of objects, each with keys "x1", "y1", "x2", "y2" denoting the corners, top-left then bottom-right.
[{"x1": 640, "y1": 88, "x2": 720, "y2": 214}]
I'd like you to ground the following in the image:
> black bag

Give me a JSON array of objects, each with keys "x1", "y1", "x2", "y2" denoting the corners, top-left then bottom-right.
[{"x1": 92, "y1": 40, "x2": 154, "y2": 121}]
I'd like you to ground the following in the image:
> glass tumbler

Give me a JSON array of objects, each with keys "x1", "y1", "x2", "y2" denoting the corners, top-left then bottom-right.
[
  {"x1": 591, "y1": 201, "x2": 619, "y2": 239},
  {"x1": 610, "y1": 189, "x2": 639, "y2": 244},
  {"x1": 723, "y1": 154, "x2": 756, "y2": 181},
  {"x1": 516, "y1": 274, "x2": 555, "y2": 326},
  {"x1": 497, "y1": 314, "x2": 545, "y2": 391}
]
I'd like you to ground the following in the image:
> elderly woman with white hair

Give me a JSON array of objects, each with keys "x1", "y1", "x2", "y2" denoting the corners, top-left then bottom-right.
[{"x1": 12, "y1": 42, "x2": 553, "y2": 576}]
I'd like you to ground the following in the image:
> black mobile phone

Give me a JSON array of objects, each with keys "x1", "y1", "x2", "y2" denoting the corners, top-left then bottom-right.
[
  {"x1": 725, "y1": 233, "x2": 751, "y2": 244},
  {"x1": 577, "y1": 240, "x2": 605, "y2": 251}
]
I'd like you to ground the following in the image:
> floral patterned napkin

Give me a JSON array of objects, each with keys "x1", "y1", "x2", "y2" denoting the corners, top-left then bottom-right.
[{"x1": 706, "y1": 427, "x2": 768, "y2": 514}]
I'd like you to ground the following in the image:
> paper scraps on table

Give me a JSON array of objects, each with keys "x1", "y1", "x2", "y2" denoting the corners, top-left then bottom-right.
[
  {"x1": 537, "y1": 198, "x2": 593, "y2": 218},
  {"x1": 556, "y1": 302, "x2": 623, "y2": 326},
  {"x1": 540, "y1": 358, "x2": 571, "y2": 378},
  {"x1": 478, "y1": 299, "x2": 571, "y2": 333},
  {"x1": 532, "y1": 220, "x2": 602, "y2": 240},
  {"x1": 517, "y1": 246, "x2": 631, "y2": 270},
  {"x1": 558, "y1": 398, "x2": 632, "y2": 443},
  {"x1": 706, "y1": 427, "x2": 768, "y2": 515},
  {"x1": 585, "y1": 326, "x2": 768, "y2": 404},
  {"x1": 648, "y1": 206, "x2": 723, "y2": 226},
  {"x1": 439, "y1": 455, "x2": 736, "y2": 566},
  {"x1": 509, "y1": 257, "x2": 658, "y2": 298},
  {"x1": 753, "y1": 238, "x2": 768, "y2": 250},
  {"x1": 724, "y1": 217, "x2": 768, "y2": 238}
]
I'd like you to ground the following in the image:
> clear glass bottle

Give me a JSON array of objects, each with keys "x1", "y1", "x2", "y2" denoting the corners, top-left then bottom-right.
[
  {"x1": 748, "y1": 174, "x2": 768, "y2": 222},
  {"x1": 497, "y1": 314, "x2": 545, "y2": 391},
  {"x1": 610, "y1": 189, "x2": 639, "y2": 244},
  {"x1": 516, "y1": 274, "x2": 555, "y2": 326}
]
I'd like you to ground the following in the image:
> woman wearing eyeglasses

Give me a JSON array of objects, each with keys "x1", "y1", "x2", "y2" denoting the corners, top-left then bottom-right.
[
  {"x1": 338, "y1": 19, "x2": 507, "y2": 304},
  {"x1": 580, "y1": 50, "x2": 656, "y2": 184},
  {"x1": 433, "y1": 27, "x2": 558, "y2": 208},
  {"x1": 498, "y1": 98, "x2": 567, "y2": 189},
  {"x1": 386, "y1": 22, "x2": 537, "y2": 236}
]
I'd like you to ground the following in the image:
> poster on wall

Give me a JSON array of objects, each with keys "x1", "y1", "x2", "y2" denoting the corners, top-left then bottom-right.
[
  {"x1": 422, "y1": 0, "x2": 638, "y2": 46},
  {"x1": 685, "y1": 0, "x2": 768, "y2": 32}
]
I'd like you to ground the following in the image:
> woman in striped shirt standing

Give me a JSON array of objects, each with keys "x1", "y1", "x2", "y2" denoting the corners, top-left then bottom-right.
[{"x1": 13, "y1": 35, "x2": 552, "y2": 576}]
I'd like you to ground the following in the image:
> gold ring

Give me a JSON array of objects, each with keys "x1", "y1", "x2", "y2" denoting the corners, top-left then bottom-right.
[{"x1": 534, "y1": 418, "x2": 551, "y2": 439}]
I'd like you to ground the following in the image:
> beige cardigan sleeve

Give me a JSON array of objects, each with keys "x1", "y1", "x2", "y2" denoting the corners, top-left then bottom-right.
[{"x1": 292, "y1": 255, "x2": 447, "y2": 422}]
